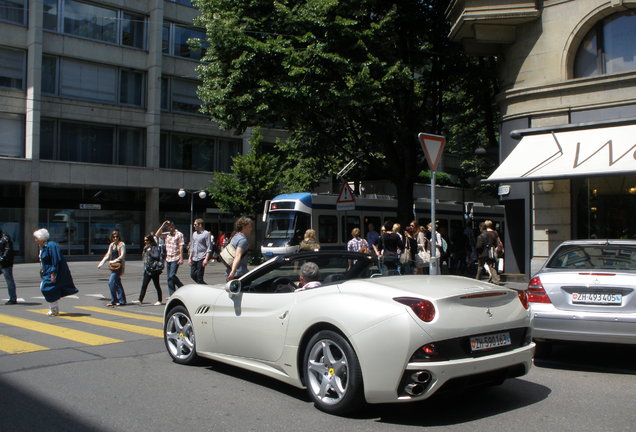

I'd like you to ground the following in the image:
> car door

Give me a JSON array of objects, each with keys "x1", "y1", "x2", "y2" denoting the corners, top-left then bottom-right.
[{"x1": 212, "y1": 278, "x2": 297, "y2": 362}]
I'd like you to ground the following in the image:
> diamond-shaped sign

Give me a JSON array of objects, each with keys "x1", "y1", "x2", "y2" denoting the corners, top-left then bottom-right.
[{"x1": 418, "y1": 133, "x2": 446, "y2": 171}]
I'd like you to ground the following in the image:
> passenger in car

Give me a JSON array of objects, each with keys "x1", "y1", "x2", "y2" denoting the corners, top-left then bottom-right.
[{"x1": 295, "y1": 262, "x2": 322, "y2": 291}]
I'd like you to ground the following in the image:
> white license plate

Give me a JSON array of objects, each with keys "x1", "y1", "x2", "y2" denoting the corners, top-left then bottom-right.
[
  {"x1": 470, "y1": 332, "x2": 511, "y2": 352},
  {"x1": 572, "y1": 292, "x2": 622, "y2": 305}
]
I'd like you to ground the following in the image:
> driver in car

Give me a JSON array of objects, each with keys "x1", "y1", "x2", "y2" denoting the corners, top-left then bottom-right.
[{"x1": 295, "y1": 262, "x2": 322, "y2": 292}]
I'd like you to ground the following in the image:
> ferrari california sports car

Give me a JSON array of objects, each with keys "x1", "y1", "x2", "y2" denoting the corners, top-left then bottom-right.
[
  {"x1": 529, "y1": 239, "x2": 636, "y2": 353},
  {"x1": 163, "y1": 251, "x2": 535, "y2": 415}
]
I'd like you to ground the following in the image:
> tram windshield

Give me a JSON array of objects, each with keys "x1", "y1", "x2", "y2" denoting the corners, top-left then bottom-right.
[{"x1": 264, "y1": 211, "x2": 310, "y2": 245}]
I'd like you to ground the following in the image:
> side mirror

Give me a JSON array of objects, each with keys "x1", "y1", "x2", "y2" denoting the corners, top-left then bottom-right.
[{"x1": 225, "y1": 279, "x2": 241, "y2": 297}]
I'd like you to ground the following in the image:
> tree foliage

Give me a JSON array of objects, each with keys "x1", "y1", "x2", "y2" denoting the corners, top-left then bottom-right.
[
  {"x1": 194, "y1": 0, "x2": 499, "y2": 222},
  {"x1": 207, "y1": 129, "x2": 282, "y2": 218}
]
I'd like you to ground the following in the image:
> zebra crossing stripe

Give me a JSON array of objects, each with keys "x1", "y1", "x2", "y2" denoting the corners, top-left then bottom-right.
[
  {"x1": 0, "y1": 313, "x2": 121, "y2": 346},
  {"x1": 75, "y1": 306, "x2": 163, "y2": 323},
  {"x1": 27, "y1": 309, "x2": 163, "y2": 338},
  {"x1": 0, "y1": 334, "x2": 49, "y2": 354}
]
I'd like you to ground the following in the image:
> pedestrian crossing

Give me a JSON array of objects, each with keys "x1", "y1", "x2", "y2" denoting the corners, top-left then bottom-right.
[{"x1": 0, "y1": 306, "x2": 165, "y2": 355}]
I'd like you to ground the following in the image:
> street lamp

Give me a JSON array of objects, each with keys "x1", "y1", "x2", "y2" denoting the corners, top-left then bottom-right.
[{"x1": 178, "y1": 188, "x2": 208, "y2": 241}]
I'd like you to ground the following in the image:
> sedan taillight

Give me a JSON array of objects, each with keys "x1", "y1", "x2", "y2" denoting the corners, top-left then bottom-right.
[
  {"x1": 394, "y1": 297, "x2": 436, "y2": 322},
  {"x1": 527, "y1": 277, "x2": 551, "y2": 303}
]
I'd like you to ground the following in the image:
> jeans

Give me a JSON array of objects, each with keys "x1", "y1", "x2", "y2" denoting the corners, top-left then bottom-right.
[
  {"x1": 166, "y1": 261, "x2": 183, "y2": 295},
  {"x1": 108, "y1": 271, "x2": 127, "y2": 304},
  {"x1": 139, "y1": 272, "x2": 162, "y2": 303},
  {"x1": 190, "y1": 260, "x2": 206, "y2": 284},
  {"x1": 2, "y1": 266, "x2": 17, "y2": 302}
]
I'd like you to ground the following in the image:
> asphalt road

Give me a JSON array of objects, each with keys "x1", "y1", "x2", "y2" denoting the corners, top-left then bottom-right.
[{"x1": 0, "y1": 261, "x2": 634, "y2": 432}]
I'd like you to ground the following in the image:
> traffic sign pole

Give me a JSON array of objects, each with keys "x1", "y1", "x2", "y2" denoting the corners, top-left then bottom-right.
[{"x1": 418, "y1": 133, "x2": 446, "y2": 276}]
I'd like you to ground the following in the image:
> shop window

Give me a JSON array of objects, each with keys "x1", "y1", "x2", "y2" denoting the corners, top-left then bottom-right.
[
  {"x1": 573, "y1": 175, "x2": 636, "y2": 239},
  {"x1": 44, "y1": 0, "x2": 147, "y2": 49},
  {"x1": 0, "y1": 0, "x2": 26, "y2": 25},
  {"x1": 0, "y1": 114, "x2": 24, "y2": 157},
  {"x1": 574, "y1": 11, "x2": 636, "y2": 77},
  {"x1": 0, "y1": 46, "x2": 25, "y2": 90}
]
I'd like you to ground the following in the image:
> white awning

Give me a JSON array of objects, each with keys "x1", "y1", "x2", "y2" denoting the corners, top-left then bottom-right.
[{"x1": 486, "y1": 124, "x2": 636, "y2": 183}]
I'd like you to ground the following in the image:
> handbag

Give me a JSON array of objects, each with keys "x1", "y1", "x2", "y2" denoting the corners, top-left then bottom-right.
[
  {"x1": 108, "y1": 261, "x2": 122, "y2": 271},
  {"x1": 416, "y1": 250, "x2": 430, "y2": 268},
  {"x1": 219, "y1": 242, "x2": 237, "y2": 268}
]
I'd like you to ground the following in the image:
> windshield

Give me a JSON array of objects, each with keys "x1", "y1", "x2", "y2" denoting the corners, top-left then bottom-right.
[
  {"x1": 265, "y1": 211, "x2": 297, "y2": 239},
  {"x1": 547, "y1": 244, "x2": 636, "y2": 270}
]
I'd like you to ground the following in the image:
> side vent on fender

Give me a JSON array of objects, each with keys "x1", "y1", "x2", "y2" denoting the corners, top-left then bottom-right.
[{"x1": 195, "y1": 305, "x2": 211, "y2": 315}]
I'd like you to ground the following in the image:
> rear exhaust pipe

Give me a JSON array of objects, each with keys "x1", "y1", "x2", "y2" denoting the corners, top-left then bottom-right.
[
  {"x1": 411, "y1": 371, "x2": 431, "y2": 384},
  {"x1": 405, "y1": 383, "x2": 425, "y2": 396}
]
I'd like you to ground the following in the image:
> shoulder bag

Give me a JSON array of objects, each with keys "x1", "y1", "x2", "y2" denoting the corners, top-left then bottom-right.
[{"x1": 219, "y1": 242, "x2": 237, "y2": 268}]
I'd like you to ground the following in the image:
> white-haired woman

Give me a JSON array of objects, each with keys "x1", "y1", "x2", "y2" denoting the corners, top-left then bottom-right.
[{"x1": 33, "y1": 228, "x2": 78, "y2": 316}]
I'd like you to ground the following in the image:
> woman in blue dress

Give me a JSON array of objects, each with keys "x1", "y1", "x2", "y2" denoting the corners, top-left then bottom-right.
[
  {"x1": 33, "y1": 228, "x2": 78, "y2": 316},
  {"x1": 98, "y1": 230, "x2": 127, "y2": 306}
]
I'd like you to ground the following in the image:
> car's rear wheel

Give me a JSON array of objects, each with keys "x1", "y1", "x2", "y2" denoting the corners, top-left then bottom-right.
[
  {"x1": 164, "y1": 305, "x2": 199, "y2": 365},
  {"x1": 303, "y1": 330, "x2": 364, "y2": 415}
]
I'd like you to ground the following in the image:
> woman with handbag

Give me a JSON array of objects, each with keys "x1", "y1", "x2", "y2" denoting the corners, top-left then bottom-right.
[
  {"x1": 98, "y1": 230, "x2": 127, "y2": 306},
  {"x1": 133, "y1": 235, "x2": 164, "y2": 305}
]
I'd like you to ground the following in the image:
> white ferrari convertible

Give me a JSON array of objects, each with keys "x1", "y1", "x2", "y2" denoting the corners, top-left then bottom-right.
[{"x1": 164, "y1": 251, "x2": 535, "y2": 415}]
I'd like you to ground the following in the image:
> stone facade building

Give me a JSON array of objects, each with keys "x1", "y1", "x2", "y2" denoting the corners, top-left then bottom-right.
[{"x1": 448, "y1": 0, "x2": 636, "y2": 275}]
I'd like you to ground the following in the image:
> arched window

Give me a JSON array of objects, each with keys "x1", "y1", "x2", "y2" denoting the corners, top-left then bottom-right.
[{"x1": 574, "y1": 10, "x2": 636, "y2": 78}]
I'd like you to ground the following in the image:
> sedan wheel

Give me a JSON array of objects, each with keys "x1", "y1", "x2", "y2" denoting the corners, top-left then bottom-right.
[
  {"x1": 164, "y1": 305, "x2": 199, "y2": 365},
  {"x1": 303, "y1": 330, "x2": 364, "y2": 415}
]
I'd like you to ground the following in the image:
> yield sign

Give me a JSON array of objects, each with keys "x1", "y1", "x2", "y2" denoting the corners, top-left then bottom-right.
[{"x1": 418, "y1": 133, "x2": 446, "y2": 171}]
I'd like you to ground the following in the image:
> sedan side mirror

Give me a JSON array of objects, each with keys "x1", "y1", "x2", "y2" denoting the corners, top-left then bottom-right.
[{"x1": 225, "y1": 279, "x2": 241, "y2": 297}]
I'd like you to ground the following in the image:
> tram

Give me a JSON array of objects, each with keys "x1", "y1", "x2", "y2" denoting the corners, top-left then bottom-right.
[{"x1": 261, "y1": 192, "x2": 504, "y2": 257}]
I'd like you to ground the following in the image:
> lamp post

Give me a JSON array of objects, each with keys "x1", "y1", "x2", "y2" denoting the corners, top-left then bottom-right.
[{"x1": 178, "y1": 188, "x2": 207, "y2": 241}]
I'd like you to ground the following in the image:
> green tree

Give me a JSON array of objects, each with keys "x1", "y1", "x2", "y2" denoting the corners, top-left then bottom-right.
[
  {"x1": 194, "y1": 0, "x2": 498, "y2": 222},
  {"x1": 208, "y1": 129, "x2": 282, "y2": 219}
]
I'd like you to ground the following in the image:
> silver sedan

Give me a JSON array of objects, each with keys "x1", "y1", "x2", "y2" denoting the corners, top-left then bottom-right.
[{"x1": 529, "y1": 239, "x2": 636, "y2": 353}]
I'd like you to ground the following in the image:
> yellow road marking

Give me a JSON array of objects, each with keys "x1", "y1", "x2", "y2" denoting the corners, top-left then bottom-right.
[
  {"x1": 28, "y1": 309, "x2": 163, "y2": 338},
  {"x1": 74, "y1": 306, "x2": 163, "y2": 323},
  {"x1": 0, "y1": 313, "x2": 121, "y2": 346},
  {"x1": 0, "y1": 334, "x2": 49, "y2": 354}
]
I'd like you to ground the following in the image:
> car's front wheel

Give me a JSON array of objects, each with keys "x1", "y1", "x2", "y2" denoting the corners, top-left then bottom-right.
[
  {"x1": 164, "y1": 305, "x2": 199, "y2": 365},
  {"x1": 303, "y1": 330, "x2": 364, "y2": 415}
]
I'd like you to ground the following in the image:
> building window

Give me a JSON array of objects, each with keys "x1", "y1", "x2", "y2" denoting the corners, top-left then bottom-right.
[
  {"x1": 0, "y1": 114, "x2": 24, "y2": 157},
  {"x1": 41, "y1": 119, "x2": 146, "y2": 166},
  {"x1": 161, "y1": 76, "x2": 202, "y2": 115},
  {"x1": 43, "y1": 0, "x2": 147, "y2": 49},
  {"x1": 167, "y1": 0, "x2": 194, "y2": 6},
  {"x1": 162, "y1": 22, "x2": 206, "y2": 60},
  {"x1": 0, "y1": 0, "x2": 26, "y2": 25},
  {"x1": 42, "y1": 56, "x2": 145, "y2": 107},
  {"x1": 160, "y1": 132, "x2": 241, "y2": 173},
  {"x1": 574, "y1": 11, "x2": 636, "y2": 77},
  {"x1": 0, "y1": 46, "x2": 25, "y2": 90}
]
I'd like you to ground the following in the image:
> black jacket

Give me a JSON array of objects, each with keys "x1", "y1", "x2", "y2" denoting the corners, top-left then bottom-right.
[{"x1": 0, "y1": 232, "x2": 15, "y2": 268}]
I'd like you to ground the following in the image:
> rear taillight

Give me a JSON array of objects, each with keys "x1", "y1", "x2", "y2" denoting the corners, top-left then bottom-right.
[
  {"x1": 527, "y1": 277, "x2": 551, "y2": 303},
  {"x1": 517, "y1": 290, "x2": 529, "y2": 309},
  {"x1": 394, "y1": 297, "x2": 436, "y2": 322}
]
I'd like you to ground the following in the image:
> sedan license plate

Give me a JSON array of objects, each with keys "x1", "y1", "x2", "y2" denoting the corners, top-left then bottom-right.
[
  {"x1": 572, "y1": 292, "x2": 622, "y2": 305},
  {"x1": 470, "y1": 332, "x2": 511, "y2": 352}
]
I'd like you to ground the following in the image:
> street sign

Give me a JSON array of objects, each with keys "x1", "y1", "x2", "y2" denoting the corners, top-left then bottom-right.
[
  {"x1": 418, "y1": 133, "x2": 446, "y2": 171},
  {"x1": 336, "y1": 181, "x2": 356, "y2": 211},
  {"x1": 79, "y1": 203, "x2": 101, "y2": 210}
]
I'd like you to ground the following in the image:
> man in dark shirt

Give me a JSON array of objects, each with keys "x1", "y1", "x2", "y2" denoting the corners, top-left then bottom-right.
[{"x1": 0, "y1": 228, "x2": 17, "y2": 304}]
